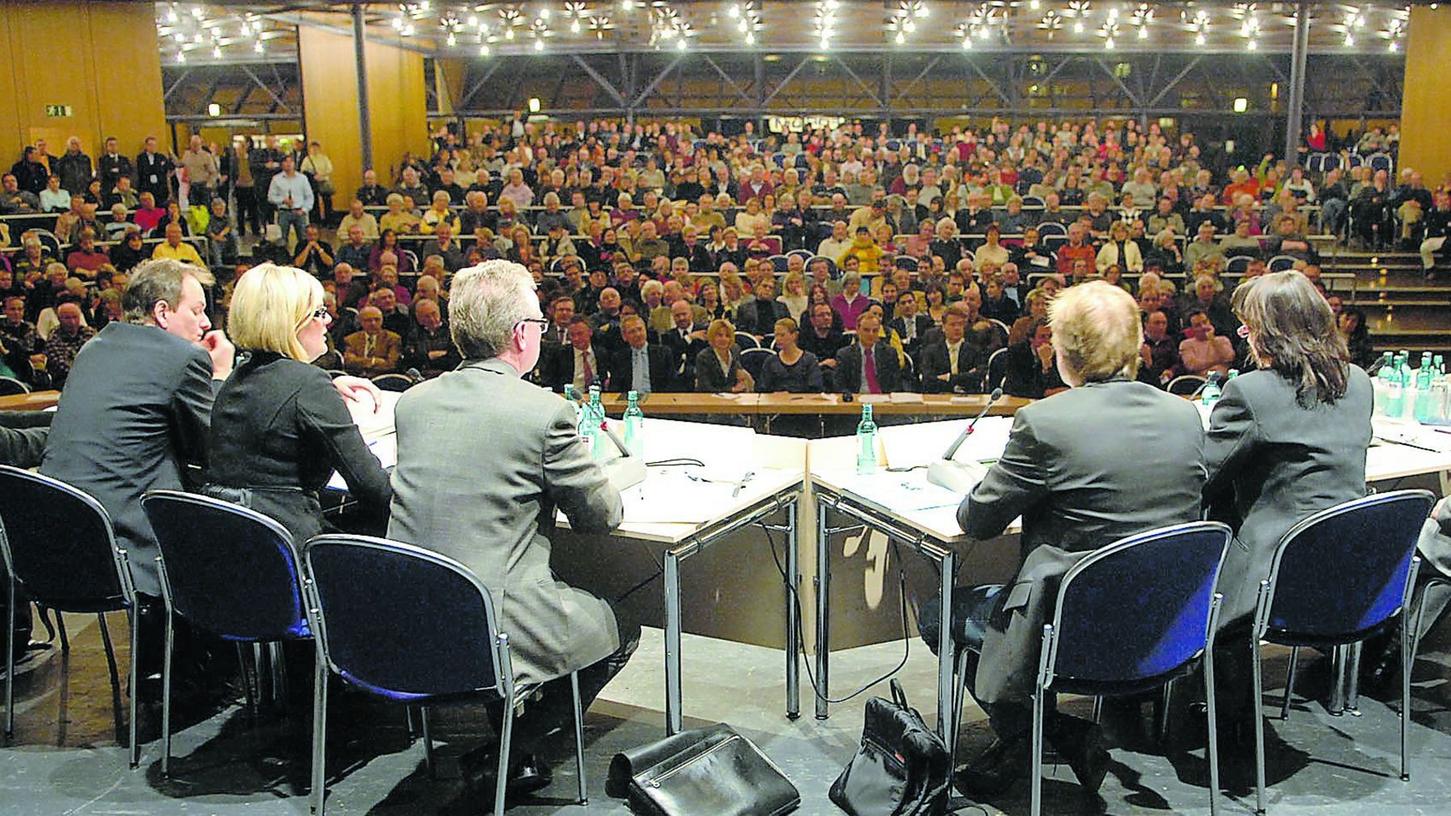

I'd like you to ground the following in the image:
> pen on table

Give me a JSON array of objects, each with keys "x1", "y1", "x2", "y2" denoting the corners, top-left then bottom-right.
[{"x1": 732, "y1": 471, "x2": 755, "y2": 498}]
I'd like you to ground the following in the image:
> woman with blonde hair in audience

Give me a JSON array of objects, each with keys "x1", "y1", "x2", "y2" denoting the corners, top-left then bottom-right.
[
  {"x1": 419, "y1": 190, "x2": 461, "y2": 235},
  {"x1": 379, "y1": 194, "x2": 420, "y2": 235},
  {"x1": 778, "y1": 271, "x2": 808, "y2": 319},
  {"x1": 758, "y1": 317, "x2": 824, "y2": 393},
  {"x1": 695, "y1": 318, "x2": 754, "y2": 393},
  {"x1": 720, "y1": 271, "x2": 750, "y2": 317},
  {"x1": 203, "y1": 263, "x2": 391, "y2": 545}
]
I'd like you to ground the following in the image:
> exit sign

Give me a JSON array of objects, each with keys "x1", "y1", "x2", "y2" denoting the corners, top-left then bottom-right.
[{"x1": 44, "y1": 104, "x2": 72, "y2": 117}]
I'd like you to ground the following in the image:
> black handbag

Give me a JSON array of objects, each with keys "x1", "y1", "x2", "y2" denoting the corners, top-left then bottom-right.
[
  {"x1": 829, "y1": 680, "x2": 954, "y2": 816},
  {"x1": 606, "y1": 723, "x2": 800, "y2": 816}
]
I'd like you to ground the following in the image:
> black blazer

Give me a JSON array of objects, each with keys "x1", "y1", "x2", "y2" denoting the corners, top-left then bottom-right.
[
  {"x1": 205, "y1": 352, "x2": 392, "y2": 545},
  {"x1": 694, "y1": 346, "x2": 747, "y2": 392},
  {"x1": 40, "y1": 322, "x2": 219, "y2": 596},
  {"x1": 542, "y1": 344, "x2": 606, "y2": 392},
  {"x1": 917, "y1": 337, "x2": 986, "y2": 394},
  {"x1": 890, "y1": 314, "x2": 935, "y2": 352},
  {"x1": 1001, "y1": 340, "x2": 1066, "y2": 399},
  {"x1": 1204, "y1": 366, "x2": 1373, "y2": 623},
  {"x1": 610, "y1": 344, "x2": 677, "y2": 394},
  {"x1": 660, "y1": 328, "x2": 710, "y2": 379},
  {"x1": 834, "y1": 342, "x2": 903, "y2": 394},
  {"x1": 735, "y1": 298, "x2": 790, "y2": 337}
]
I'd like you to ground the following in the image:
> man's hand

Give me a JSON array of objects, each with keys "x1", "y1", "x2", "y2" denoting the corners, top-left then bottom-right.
[
  {"x1": 201, "y1": 330, "x2": 235, "y2": 378},
  {"x1": 28, "y1": 353, "x2": 46, "y2": 371},
  {"x1": 332, "y1": 375, "x2": 382, "y2": 411},
  {"x1": 820, "y1": 358, "x2": 838, "y2": 369},
  {"x1": 937, "y1": 372, "x2": 950, "y2": 381}
]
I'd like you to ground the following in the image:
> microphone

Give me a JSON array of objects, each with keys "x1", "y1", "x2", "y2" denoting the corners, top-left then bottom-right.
[
  {"x1": 405, "y1": 367, "x2": 423, "y2": 382},
  {"x1": 598, "y1": 418, "x2": 647, "y2": 491},
  {"x1": 926, "y1": 388, "x2": 1002, "y2": 494}
]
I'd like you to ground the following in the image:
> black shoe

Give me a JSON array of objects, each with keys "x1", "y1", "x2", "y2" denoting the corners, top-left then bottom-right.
[
  {"x1": 1049, "y1": 715, "x2": 1109, "y2": 795},
  {"x1": 954, "y1": 735, "x2": 1030, "y2": 797},
  {"x1": 460, "y1": 747, "x2": 553, "y2": 799}
]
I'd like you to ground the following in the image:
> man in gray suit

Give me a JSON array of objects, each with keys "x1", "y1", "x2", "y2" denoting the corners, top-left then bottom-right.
[
  {"x1": 387, "y1": 259, "x2": 637, "y2": 797},
  {"x1": 918, "y1": 282, "x2": 1207, "y2": 796}
]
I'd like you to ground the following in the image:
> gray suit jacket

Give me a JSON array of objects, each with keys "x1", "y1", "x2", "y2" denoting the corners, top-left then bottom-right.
[
  {"x1": 386, "y1": 357, "x2": 624, "y2": 686},
  {"x1": 1204, "y1": 366, "x2": 1372, "y2": 624},
  {"x1": 40, "y1": 322, "x2": 219, "y2": 596},
  {"x1": 958, "y1": 379, "x2": 1207, "y2": 705}
]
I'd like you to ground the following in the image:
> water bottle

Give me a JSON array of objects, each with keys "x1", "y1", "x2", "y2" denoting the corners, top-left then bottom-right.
[
  {"x1": 623, "y1": 390, "x2": 645, "y2": 458},
  {"x1": 587, "y1": 385, "x2": 607, "y2": 458},
  {"x1": 1373, "y1": 352, "x2": 1394, "y2": 417},
  {"x1": 855, "y1": 404, "x2": 879, "y2": 475},
  {"x1": 1385, "y1": 352, "x2": 1407, "y2": 419},
  {"x1": 1200, "y1": 371, "x2": 1222, "y2": 407},
  {"x1": 1436, "y1": 354, "x2": 1445, "y2": 376},
  {"x1": 1226, "y1": 369, "x2": 1239, "y2": 382},
  {"x1": 1416, "y1": 355, "x2": 1436, "y2": 422}
]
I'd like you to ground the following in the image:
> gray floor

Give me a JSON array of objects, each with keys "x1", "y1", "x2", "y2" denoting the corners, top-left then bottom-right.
[{"x1": 5, "y1": 613, "x2": 1451, "y2": 815}]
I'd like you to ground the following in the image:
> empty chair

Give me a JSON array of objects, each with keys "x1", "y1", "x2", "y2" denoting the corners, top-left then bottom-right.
[
  {"x1": 0, "y1": 377, "x2": 29, "y2": 396},
  {"x1": 1036, "y1": 221, "x2": 1067, "y2": 238},
  {"x1": 1267, "y1": 255, "x2": 1298, "y2": 273},
  {"x1": 733, "y1": 331, "x2": 760, "y2": 351},
  {"x1": 0, "y1": 467, "x2": 140, "y2": 763},
  {"x1": 739, "y1": 347, "x2": 774, "y2": 382},
  {"x1": 767, "y1": 254, "x2": 790, "y2": 274},
  {"x1": 1224, "y1": 255, "x2": 1256, "y2": 275},
  {"x1": 1166, "y1": 374, "x2": 1207, "y2": 397},
  {"x1": 371, "y1": 373, "x2": 415, "y2": 392},
  {"x1": 1250, "y1": 490, "x2": 1436, "y2": 814},
  {"x1": 304, "y1": 534, "x2": 588, "y2": 816},
  {"x1": 894, "y1": 255, "x2": 920, "y2": 272},
  {"x1": 1021, "y1": 195, "x2": 1046, "y2": 208},
  {"x1": 312, "y1": 350, "x2": 344, "y2": 372},
  {"x1": 986, "y1": 347, "x2": 1009, "y2": 390},
  {"x1": 141, "y1": 490, "x2": 312, "y2": 777},
  {"x1": 1368, "y1": 153, "x2": 1393, "y2": 175},
  {"x1": 1010, "y1": 522, "x2": 1232, "y2": 816}
]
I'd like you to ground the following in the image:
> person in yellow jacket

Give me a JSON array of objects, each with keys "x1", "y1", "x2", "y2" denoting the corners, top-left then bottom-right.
[{"x1": 837, "y1": 226, "x2": 885, "y2": 275}]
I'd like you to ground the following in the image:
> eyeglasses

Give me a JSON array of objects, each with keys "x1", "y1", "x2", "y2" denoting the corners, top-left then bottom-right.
[{"x1": 517, "y1": 317, "x2": 549, "y2": 330}]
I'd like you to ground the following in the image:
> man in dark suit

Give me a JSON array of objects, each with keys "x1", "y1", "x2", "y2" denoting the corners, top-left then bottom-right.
[
  {"x1": 610, "y1": 315, "x2": 676, "y2": 394},
  {"x1": 658, "y1": 299, "x2": 710, "y2": 385},
  {"x1": 918, "y1": 282, "x2": 1207, "y2": 796},
  {"x1": 543, "y1": 317, "x2": 606, "y2": 393},
  {"x1": 733, "y1": 276, "x2": 790, "y2": 338},
  {"x1": 798, "y1": 302, "x2": 846, "y2": 369},
  {"x1": 918, "y1": 306, "x2": 986, "y2": 394},
  {"x1": 890, "y1": 289, "x2": 934, "y2": 357},
  {"x1": 833, "y1": 313, "x2": 902, "y2": 394}
]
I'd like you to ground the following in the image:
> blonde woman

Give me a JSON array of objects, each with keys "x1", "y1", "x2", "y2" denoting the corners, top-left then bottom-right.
[
  {"x1": 203, "y1": 263, "x2": 391, "y2": 543},
  {"x1": 379, "y1": 193, "x2": 420, "y2": 234},
  {"x1": 419, "y1": 190, "x2": 461, "y2": 235},
  {"x1": 694, "y1": 318, "x2": 754, "y2": 393},
  {"x1": 777, "y1": 271, "x2": 809, "y2": 319}
]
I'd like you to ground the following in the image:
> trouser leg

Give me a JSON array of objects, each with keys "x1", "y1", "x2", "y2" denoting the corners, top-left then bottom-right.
[{"x1": 1421, "y1": 237, "x2": 1445, "y2": 270}]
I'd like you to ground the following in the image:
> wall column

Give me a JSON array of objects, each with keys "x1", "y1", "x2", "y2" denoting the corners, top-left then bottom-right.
[{"x1": 1400, "y1": 6, "x2": 1451, "y2": 184}]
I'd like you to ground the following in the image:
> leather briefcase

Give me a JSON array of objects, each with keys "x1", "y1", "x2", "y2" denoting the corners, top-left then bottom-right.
[
  {"x1": 607, "y1": 723, "x2": 800, "y2": 816},
  {"x1": 829, "y1": 680, "x2": 953, "y2": 815}
]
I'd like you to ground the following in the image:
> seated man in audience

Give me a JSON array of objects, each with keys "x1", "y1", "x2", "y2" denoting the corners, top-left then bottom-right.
[
  {"x1": 292, "y1": 223, "x2": 335, "y2": 277},
  {"x1": 1002, "y1": 317, "x2": 1068, "y2": 399},
  {"x1": 370, "y1": 287, "x2": 412, "y2": 340},
  {"x1": 1139, "y1": 309, "x2": 1182, "y2": 387},
  {"x1": 541, "y1": 295, "x2": 575, "y2": 353},
  {"x1": 388, "y1": 260, "x2": 635, "y2": 797},
  {"x1": 354, "y1": 169, "x2": 389, "y2": 207},
  {"x1": 834, "y1": 312, "x2": 901, "y2": 395},
  {"x1": 343, "y1": 305, "x2": 402, "y2": 377},
  {"x1": 588, "y1": 287, "x2": 626, "y2": 354},
  {"x1": 919, "y1": 281, "x2": 1206, "y2": 797},
  {"x1": 543, "y1": 317, "x2": 607, "y2": 392},
  {"x1": 891, "y1": 288, "x2": 934, "y2": 356},
  {"x1": 611, "y1": 314, "x2": 675, "y2": 394},
  {"x1": 1183, "y1": 220, "x2": 1226, "y2": 273},
  {"x1": 659, "y1": 299, "x2": 710, "y2": 384},
  {"x1": 799, "y1": 302, "x2": 846, "y2": 369},
  {"x1": 402, "y1": 298, "x2": 459, "y2": 378},
  {"x1": 1, "y1": 296, "x2": 46, "y2": 387},
  {"x1": 336, "y1": 224, "x2": 374, "y2": 270},
  {"x1": 919, "y1": 306, "x2": 986, "y2": 394},
  {"x1": 64, "y1": 229, "x2": 109, "y2": 278},
  {"x1": 0, "y1": 173, "x2": 41, "y2": 214},
  {"x1": 337, "y1": 198, "x2": 380, "y2": 240},
  {"x1": 734, "y1": 274, "x2": 790, "y2": 338},
  {"x1": 151, "y1": 223, "x2": 207, "y2": 267},
  {"x1": 420, "y1": 221, "x2": 465, "y2": 271},
  {"x1": 41, "y1": 302, "x2": 95, "y2": 389}
]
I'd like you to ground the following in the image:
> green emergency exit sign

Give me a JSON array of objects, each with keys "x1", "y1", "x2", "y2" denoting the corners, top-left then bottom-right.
[{"x1": 44, "y1": 105, "x2": 72, "y2": 117}]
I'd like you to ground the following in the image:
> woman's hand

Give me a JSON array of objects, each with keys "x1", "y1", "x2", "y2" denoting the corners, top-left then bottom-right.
[{"x1": 332, "y1": 375, "x2": 383, "y2": 411}]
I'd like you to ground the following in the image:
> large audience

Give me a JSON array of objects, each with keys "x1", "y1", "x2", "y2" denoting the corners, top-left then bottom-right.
[{"x1": 0, "y1": 117, "x2": 1434, "y2": 397}]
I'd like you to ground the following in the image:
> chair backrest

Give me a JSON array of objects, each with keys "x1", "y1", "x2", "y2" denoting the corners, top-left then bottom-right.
[
  {"x1": 305, "y1": 534, "x2": 503, "y2": 700},
  {"x1": 0, "y1": 377, "x2": 29, "y2": 396},
  {"x1": 1036, "y1": 221, "x2": 1067, "y2": 237},
  {"x1": 734, "y1": 331, "x2": 760, "y2": 350},
  {"x1": 1166, "y1": 374, "x2": 1206, "y2": 396},
  {"x1": 1259, "y1": 490, "x2": 1435, "y2": 641},
  {"x1": 142, "y1": 490, "x2": 309, "y2": 641},
  {"x1": 0, "y1": 466, "x2": 132, "y2": 612},
  {"x1": 894, "y1": 255, "x2": 920, "y2": 272},
  {"x1": 767, "y1": 254, "x2": 790, "y2": 273},
  {"x1": 1322, "y1": 154, "x2": 1342, "y2": 172},
  {"x1": 1267, "y1": 254, "x2": 1298, "y2": 272},
  {"x1": 786, "y1": 248, "x2": 814, "y2": 262},
  {"x1": 1369, "y1": 153, "x2": 1392, "y2": 174},
  {"x1": 986, "y1": 347, "x2": 1009, "y2": 388},
  {"x1": 313, "y1": 349, "x2": 344, "y2": 371},
  {"x1": 1022, "y1": 195, "x2": 1045, "y2": 208},
  {"x1": 1225, "y1": 255, "x2": 1255, "y2": 274},
  {"x1": 739, "y1": 347, "x2": 774, "y2": 381},
  {"x1": 1305, "y1": 154, "x2": 1324, "y2": 174},
  {"x1": 1047, "y1": 522, "x2": 1232, "y2": 686},
  {"x1": 372, "y1": 373, "x2": 415, "y2": 392}
]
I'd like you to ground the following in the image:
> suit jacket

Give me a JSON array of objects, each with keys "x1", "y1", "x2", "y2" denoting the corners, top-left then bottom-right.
[
  {"x1": 917, "y1": 337, "x2": 986, "y2": 394},
  {"x1": 834, "y1": 342, "x2": 903, "y2": 394},
  {"x1": 387, "y1": 357, "x2": 623, "y2": 685},
  {"x1": 543, "y1": 343, "x2": 607, "y2": 392},
  {"x1": 610, "y1": 344, "x2": 676, "y2": 394},
  {"x1": 1204, "y1": 366, "x2": 1373, "y2": 623},
  {"x1": 960, "y1": 379, "x2": 1207, "y2": 705},
  {"x1": 205, "y1": 352, "x2": 392, "y2": 545},
  {"x1": 734, "y1": 298, "x2": 790, "y2": 337},
  {"x1": 694, "y1": 347, "x2": 747, "y2": 392},
  {"x1": 40, "y1": 322, "x2": 219, "y2": 595},
  {"x1": 342, "y1": 330, "x2": 402, "y2": 376},
  {"x1": 890, "y1": 314, "x2": 935, "y2": 353},
  {"x1": 659, "y1": 328, "x2": 709, "y2": 382}
]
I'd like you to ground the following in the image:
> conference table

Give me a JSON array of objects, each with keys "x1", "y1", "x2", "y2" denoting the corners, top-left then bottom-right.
[{"x1": 806, "y1": 415, "x2": 1451, "y2": 742}]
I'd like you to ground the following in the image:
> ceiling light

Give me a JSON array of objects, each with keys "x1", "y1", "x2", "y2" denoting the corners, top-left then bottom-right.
[
  {"x1": 1345, "y1": 33, "x2": 1355, "y2": 46},
  {"x1": 1029, "y1": 0, "x2": 1040, "y2": 8},
  {"x1": 1233, "y1": 97, "x2": 1248, "y2": 112},
  {"x1": 1137, "y1": 25, "x2": 1147, "y2": 39},
  {"x1": 1105, "y1": 36, "x2": 1114, "y2": 49},
  {"x1": 534, "y1": 37, "x2": 544, "y2": 50},
  {"x1": 961, "y1": 36, "x2": 972, "y2": 49},
  {"x1": 744, "y1": 31, "x2": 755, "y2": 44},
  {"x1": 447, "y1": 32, "x2": 456, "y2": 46},
  {"x1": 1195, "y1": 32, "x2": 1206, "y2": 45},
  {"x1": 467, "y1": 14, "x2": 478, "y2": 26},
  {"x1": 254, "y1": 39, "x2": 264, "y2": 53},
  {"x1": 728, "y1": 3, "x2": 740, "y2": 18},
  {"x1": 1073, "y1": 20, "x2": 1084, "y2": 33},
  {"x1": 894, "y1": 30, "x2": 905, "y2": 44},
  {"x1": 212, "y1": 45, "x2": 222, "y2": 58},
  {"x1": 1247, "y1": 38, "x2": 1257, "y2": 50},
  {"x1": 1389, "y1": 40, "x2": 1399, "y2": 52},
  {"x1": 176, "y1": 51, "x2": 186, "y2": 63},
  {"x1": 480, "y1": 43, "x2": 491, "y2": 55},
  {"x1": 505, "y1": 27, "x2": 515, "y2": 39},
  {"x1": 166, "y1": 6, "x2": 179, "y2": 24},
  {"x1": 208, "y1": 102, "x2": 221, "y2": 117}
]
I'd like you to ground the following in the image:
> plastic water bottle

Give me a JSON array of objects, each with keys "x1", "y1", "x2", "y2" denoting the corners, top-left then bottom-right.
[
  {"x1": 1436, "y1": 354, "x2": 1445, "y2": 376},
  {"x1": 1416, "y1": 354, "x2": 1436, "y2": 422},
  {"x1": 1200, "y1": 371, "x2": 1222, "y2": 408},
  {"x1": 1226, "y1": 369, "x2": 1239, "y2": 382},
  {"x1": 583, "y1": 383, "x2": 606, "y2": 458},
  {"x1": 855, "y1": 404, "x2": 879, "y2": 475},
  {"x1": 1385, "y1": 352, "x2": 1407, "y2": 419},
  {"x1": 1373, "y1": 352, "x2": 1395, "y2": 417},
  {"x1": 623, "y1": 390, "x2": 645, "y2": 458}
]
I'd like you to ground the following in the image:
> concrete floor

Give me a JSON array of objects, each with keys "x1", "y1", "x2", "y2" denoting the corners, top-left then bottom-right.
[{"x1": 4, "y1": 613, "x2": 1451, "y2": 816}]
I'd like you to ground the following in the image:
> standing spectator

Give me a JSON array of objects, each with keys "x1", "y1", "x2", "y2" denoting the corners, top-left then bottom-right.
[
  {"x1": 300, "y1": 140, "x2": 335, "y2": 223},
  {"x1": 233, "y1": 136, "x2": 262, "y2": 239},
  {"x1": 53, "y1": 137, "x2": 93, "y2": 197},
  {"x1": 135, "y1": 136, "x2": 173, "y2": 204},
  {"x1": 268, "y1": 155, "x2": 314, "y2": 251},
  {"x1": 206, "y1": 198, "x2": 237, "y2": 267},
  {"x1": 96, "y1": 136, "x2": 133, "y2": 195},
  {"x1": 9, "y1": 147, "x2": 48, "y2": 195},
  {"x1": 179, "y1": 135, "x2": 219, "y2": 203},
  {"x1": 250, "y1": 134, "x2": 285, "y2": 225}
]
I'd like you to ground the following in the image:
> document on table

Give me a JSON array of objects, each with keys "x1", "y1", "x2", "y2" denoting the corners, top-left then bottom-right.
[
  {"x1": 618, "y1": 466, "x2": 759, "y2": 524},
  {"x1": 349, "y1": 389, "x2": 402, "y2": 440},
  {"x1": 839, "y1": 471, "x2": 963, "y2": 512},
  {"x1": 326, "y1": 434, "x2": 396, "y2": 492},
  {"x1": 1373, "y1": 417, "x2": 1451, "y2": 452}
]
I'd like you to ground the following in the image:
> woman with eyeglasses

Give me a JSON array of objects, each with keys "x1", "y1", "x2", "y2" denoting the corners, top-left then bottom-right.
[{"x1": 204, "y1": 263, "x2": 392, "y2": 544}]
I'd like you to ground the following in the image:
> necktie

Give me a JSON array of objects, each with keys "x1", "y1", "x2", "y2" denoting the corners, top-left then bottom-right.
[
  {"x1": 949, "y1": 343, "x2": 959, "y2": 376},
  {"x1": 864, "y1": 347, "x2": 881, "y2": 394},
  {"x1": 581, "y1": 351, "x2": 595, "y2": 387},
  {"x1": 634, "y1": 348, "x2": 650, "y2": 393}
]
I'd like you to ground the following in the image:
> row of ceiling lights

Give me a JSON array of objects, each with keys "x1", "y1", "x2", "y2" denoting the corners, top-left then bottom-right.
[{"x1": 160, "y1": 1, "x2": 1415, "y2": 63}]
